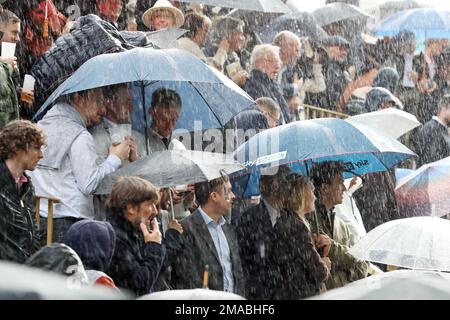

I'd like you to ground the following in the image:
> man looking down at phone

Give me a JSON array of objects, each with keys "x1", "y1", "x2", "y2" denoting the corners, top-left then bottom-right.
[{"x1": 106, "y1": 176, "x2": 165, "y2": 297}]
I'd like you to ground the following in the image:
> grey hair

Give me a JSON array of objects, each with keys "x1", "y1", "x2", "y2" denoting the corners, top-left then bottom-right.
[
  {"x1": 255, "y1": 97, "x2": 281, "y2": 115},
  {"x1": 250, "y1": 44, "x2": 280, "y2": 71}
]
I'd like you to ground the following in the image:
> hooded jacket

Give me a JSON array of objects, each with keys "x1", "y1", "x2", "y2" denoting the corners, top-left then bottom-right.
[
  {"x1": 0, "y1": 62, "x2": 19, "y2": 130},
  {"x1": 0, "y1": 161, "x2": 39, "y2": 263}
]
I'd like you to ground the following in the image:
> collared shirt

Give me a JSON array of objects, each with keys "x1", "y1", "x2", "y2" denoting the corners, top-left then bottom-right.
[
  {"x1": 262, "y1": 198, "x2": 280, "y2": 227},
  {"x1": 30, "y1": 131, "x2": 122, "y2": 219},
  {"x1": 198, "y1": 207, "x2": 234, "y2": 293},
  {"x1": 432, "y1": 116, "x2": 447, "y2": 128}
]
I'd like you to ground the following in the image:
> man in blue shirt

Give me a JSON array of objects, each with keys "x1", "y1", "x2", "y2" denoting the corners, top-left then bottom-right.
[{"x1": 169, "y1": 175, "x2": 246, "y2": 297}]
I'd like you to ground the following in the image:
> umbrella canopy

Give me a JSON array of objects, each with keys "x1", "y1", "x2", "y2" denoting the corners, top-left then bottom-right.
[
  {"x1": 95, "y1": 150, "x2": 244, "y2": 195},
  {"x1": 373, "y1": 0, "x2": 427, "y2": 21},
  {"x1": 145, "y1": 28, "x2": 188, "y2": 49},
  {"x1": 349, "y1": 216, "x2": 450, "y2": 271},
  {"x1": 234, "y1": 118, "x2": 416, "y2": 177},
  {"x1": 175, "y1": 0, "x2": 291, "y2": 13},
  {"x1": 255, "y1": 11, "x2": 328, "y2": 44},
  {"x1": 373, "y1": 8, "x2": 450, "y2": 39},
  {"x1": 139, "y1": 288, "x2": 245, "y2": 300},
  {"x1": 310, "y1": 269, "x2": 450, "y2": 300},
  {"x1": 32, "y1": 47, "x2": 255, "y2": 133},
  {"x1": 0, "y1": 261, "x2": 126, "y2": 299},
  {"x1": 395, "y1": 157, "x2": 450, "y2": 217},
  {"x1": 346, "y1": 108, "x2": 421, "y2": 140},
  {"x1": 312, "y1": 2, "x2": 372, "y2": 27}
]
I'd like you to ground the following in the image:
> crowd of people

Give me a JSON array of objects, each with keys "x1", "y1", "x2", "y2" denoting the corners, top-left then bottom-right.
[{"x1": 1, "y1": 0, "x2": 450, "y2": 299}]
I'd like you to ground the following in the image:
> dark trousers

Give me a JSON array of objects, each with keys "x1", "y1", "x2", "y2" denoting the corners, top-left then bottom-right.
[{"x1": 39, "y1": 216, "x2": 85, "y2": 246}]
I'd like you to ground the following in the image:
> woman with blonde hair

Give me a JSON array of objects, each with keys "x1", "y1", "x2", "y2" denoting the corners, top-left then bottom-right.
[{"x1": 274, "y1": 173, "x2": 330, "y2": 299}]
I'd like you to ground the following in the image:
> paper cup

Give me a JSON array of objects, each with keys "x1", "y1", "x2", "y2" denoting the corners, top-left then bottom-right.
[{"x1": 1, "y1": 42, "x2": 16, "y2": 58}]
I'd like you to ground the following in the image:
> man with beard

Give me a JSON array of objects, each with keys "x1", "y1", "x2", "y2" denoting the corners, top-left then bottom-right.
[
  {"x1": 0, "y1": 120, "x2": 47, "y2": 263},
  {"x1": 106, "y1": 176, "x2": 165, "y2": 297}
]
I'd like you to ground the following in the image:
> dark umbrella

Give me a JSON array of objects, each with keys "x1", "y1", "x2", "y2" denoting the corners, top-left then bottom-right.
[{"x1": 255, "y1": 11, "x2": 328, "y2": 44}]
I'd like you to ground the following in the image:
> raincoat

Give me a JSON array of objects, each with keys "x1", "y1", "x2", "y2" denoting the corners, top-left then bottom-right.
[
  {"x1": 413, "y1": 117, "x2": 450, "y2": 167},
  {"x1": 310, "y1": 204, "x2": 369, "y2": 290},
  {"x1": 0, "y1": 161, "x2": 40, "y2": 263},
  {"x1": 0, "y1": 62, "x2": 19, "y2": 130}
]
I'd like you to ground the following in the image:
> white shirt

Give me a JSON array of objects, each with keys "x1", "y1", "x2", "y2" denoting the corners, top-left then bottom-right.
[
  {"x1": 30, "y1": 131, "x2": 122, "y2": 219},
  {"x1": 402, "y1": 54, "x2": 415, "y2": 88},
  {"x1": 262, "y1": 198, "x2": 280, "y2": 227}
]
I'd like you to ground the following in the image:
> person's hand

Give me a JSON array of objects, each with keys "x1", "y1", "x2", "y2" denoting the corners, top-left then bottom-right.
[
  {"x1": 0, "y1": 56, "x2": 17, "y2": 70},
  {"x1": 408, "y1": 70, "x2": 419, "y2": 83},
  {"x1": 109, "y1": 140, "x2": 130, "y2": 161},
  {"x1": 231, "y1": 70, "x2": 248, "y2": 87},
  {"x1": 348, "y1": 66, "x2": 356, "y2": 80},
  {"x1": 20, "y1": 90, "x2": 35, "y2": 106},
  {"x1": 313, "y1": 233, "x2": 332, "y2": 257},
  {"x1": 140, "y1": 218, "x2": 162, "y2": 244},
  {"x1": 321, "y1": 256, "x2": 332, "y2": 277},
  {"x1": 125, "y1": 136, "x2": 139, "y2": 162},
  {"x1": 168, "y1": 218, "x2": 183, "y2": 234},
  {"x1": 170, "y1": 188, "x2": 184, "y2": 204}
]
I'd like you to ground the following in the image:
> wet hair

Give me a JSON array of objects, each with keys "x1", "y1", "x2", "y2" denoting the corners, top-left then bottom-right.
[
  {"x1": 105, "y1": 176, "x2": 160, "y2": 218},
  {"x1": 283, "y1": 173, "x2": 311, "y2": 213},
  {"x1": 183, "y1": 12, "x2": 211, "y2": 39},
  {"x1": 151, "y1": 88, "x2": 182, "y2": 110},
  {"x1": 101, "y1": 83, "x2": 129, "y2": 98},
  {"x1": 255, "y1": 97, "x2": 281, "y2": 116},
  {"x1": 0, "y1": 120, "x2": 47, "y2": 161},
  {"x1": 0, "y1": 9, "x2": 20, "y2": 29},
  {"x1": 195, "y1": 175, "x2": 229, "y2": 206},
  {"x1": 373, "y1": 67, "x2": 399, "y2": 94},
  {"x1": 311, "y1": 161, "x2": 345, "y2": 193}
]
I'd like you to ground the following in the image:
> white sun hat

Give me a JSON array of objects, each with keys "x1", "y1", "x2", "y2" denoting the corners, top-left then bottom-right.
[{"x1": 142, "y1": 0, "x2": 185, "y2": 29}]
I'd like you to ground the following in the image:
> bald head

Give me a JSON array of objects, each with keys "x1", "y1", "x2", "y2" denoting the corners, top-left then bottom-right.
[{"x1": 273, "y1": 31, "x2": 301, "y2": 65}]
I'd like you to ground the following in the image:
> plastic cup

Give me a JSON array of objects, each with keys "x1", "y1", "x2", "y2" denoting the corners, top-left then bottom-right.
[
  {"x1": 21, "y1": 75, "x2": 36, "y2": 104},
  {"x1": 109, "y1": 123, "x2": 132, "y2": 145},
  {"x1": 1, "y1": 42, "x2": 16, "y2": 58}
]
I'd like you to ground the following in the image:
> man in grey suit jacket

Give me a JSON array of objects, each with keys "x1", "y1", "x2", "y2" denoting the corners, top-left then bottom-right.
[{"x1": 169, "y1": 175, "x2": 246, "y2": 297}]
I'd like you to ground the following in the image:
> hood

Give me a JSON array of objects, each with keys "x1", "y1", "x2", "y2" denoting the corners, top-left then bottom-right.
[
  {"x1": 64, "y1": 220, "x2": 116, "y2": 272},
  {"x1": 365, "y1": 87, "x2": 398, "y2": 112},
  {"x1": 373, "y1": 67, "x2": 399, "y2": 94}
]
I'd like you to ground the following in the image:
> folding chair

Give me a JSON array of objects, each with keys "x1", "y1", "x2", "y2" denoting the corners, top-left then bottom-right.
[{"x1": 35, "y1": 195, "x2": 60, "y2": 245}]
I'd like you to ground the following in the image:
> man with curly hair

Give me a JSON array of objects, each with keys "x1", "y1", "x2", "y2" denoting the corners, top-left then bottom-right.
[{"x1": 0, "y1": 120, "x2": 47, "y2": 263}]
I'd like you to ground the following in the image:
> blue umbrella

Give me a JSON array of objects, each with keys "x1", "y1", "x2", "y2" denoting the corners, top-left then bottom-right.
[
  {"x1": 231, "y1": 118, "x2": 416, "y2": 197},
  {"x1": 373, "y1": 8, "x2": 450, "y2": 39},
  {"x1": 32, "y1": 47, "x2": 255, "y2": 135}
]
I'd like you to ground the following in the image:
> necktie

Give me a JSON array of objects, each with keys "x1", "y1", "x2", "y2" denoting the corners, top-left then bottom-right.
[{"x1": 162, "y1": 137, "x2": 170, "y2": 149}]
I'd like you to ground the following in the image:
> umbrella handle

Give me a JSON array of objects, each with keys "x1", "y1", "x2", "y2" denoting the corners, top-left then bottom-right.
[{"x1": 168, "y1": 188, "x2": 175, "y2": 221}]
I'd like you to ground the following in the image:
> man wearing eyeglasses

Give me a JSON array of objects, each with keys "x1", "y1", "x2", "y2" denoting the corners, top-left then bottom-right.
[{"x1": 169, "y1": 175, "x2": 246, "y2": 297}]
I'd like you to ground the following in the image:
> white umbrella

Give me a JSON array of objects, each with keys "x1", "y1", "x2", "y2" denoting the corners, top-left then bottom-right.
[
  {"x1": 310, "y1": 269, "x2": 450, "y2": 300},
  {"x1": 175, "y1": 0, "x2": 291, "y2": 13},
  {"x1": 346, "y1": 108, "x2": 420, "y2": 140},
  {"x1": 349, "y1": 216, "x2": 450, "y2": 271},
  {"x1": 312, "y1": 2, "x2": 373, "y2": 27},
  {"x1": 396, "y1": 157, "x2": 450, "y2": 217},
  {"x1": 139, "y1": 288, "x2": 245, "y2": 300}
]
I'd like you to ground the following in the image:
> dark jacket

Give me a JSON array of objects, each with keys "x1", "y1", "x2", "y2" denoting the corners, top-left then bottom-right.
[
  {"x1": 243, "y1": 70, "x2": 292, "y2": 123},
  {"x1": 107, "y1": 215, "x2": 166, "y2": 297},
  {"x1": 64, "y1": 220, "x2": 116, "y2": 272},
  {"x1": 413, "y1": 118, "x2": 450, "y2": 167},
  {"x1": 170, "y1": 210, "x2": 246, "y2": 297},
  {"x1": 236, "y1": 200, "x2": 283, "y2": 300},
  {"x1": 273, "y1": 210, "x2": 328, "y2": 299},
  {"x1": 0, "y1": 161, "x2": 40, "y2": 263},
  {"x1": 0, "y1": 62, "x2": 19, "y2": 129}
]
